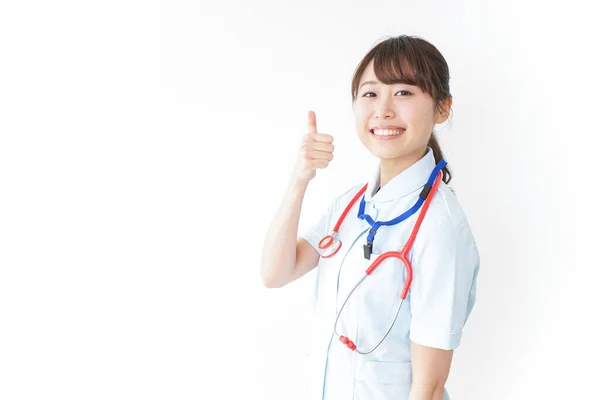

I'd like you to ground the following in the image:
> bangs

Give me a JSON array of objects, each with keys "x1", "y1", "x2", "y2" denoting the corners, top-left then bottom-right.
[
  {"x1": 372, "y1": 48, "x2": 419, "y2": 87},
  {"x1": 352, "y1": 36, "x2": 445, "y2": 102}
]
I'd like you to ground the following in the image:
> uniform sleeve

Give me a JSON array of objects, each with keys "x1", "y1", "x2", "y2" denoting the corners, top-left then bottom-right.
[
  {"x1": 298, "y1": 184, "x2": 362, "y2": 252},
  {"x1": 408, "y1": 219, "x2": 480, "y2": 350},
  {"x1": 298, "y1": 202, "x2": 334, "y2": 252}
]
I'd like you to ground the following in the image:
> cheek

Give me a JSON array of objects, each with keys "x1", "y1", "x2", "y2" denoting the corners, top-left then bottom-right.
[
  {"x1": 406, "y1": 103, "x2": 435, "y2": 127},
  {"x1": 354, "y1": 104, "x2": 372, "y2": 125}
]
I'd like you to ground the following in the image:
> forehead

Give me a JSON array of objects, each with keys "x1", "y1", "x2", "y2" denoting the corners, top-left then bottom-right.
[
  {"x1": 357, "y1": 59, "x2": 418, "y2": 89},
  {"x1": 358, "y1": 61, "x2": 377, "y2": 83}
]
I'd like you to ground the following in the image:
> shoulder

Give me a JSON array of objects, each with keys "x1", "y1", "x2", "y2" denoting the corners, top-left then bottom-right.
[
  {"x1": 410, "y1": 181, "x2": 480, "y2": 281},
  {"x1": 414, "y1": 181, "x2": 478, "y2": 249}
]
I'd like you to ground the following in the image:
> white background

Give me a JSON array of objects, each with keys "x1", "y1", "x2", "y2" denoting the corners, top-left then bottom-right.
[{"x1": 1, "y1": 0, "x2": 598, "y2": 399}]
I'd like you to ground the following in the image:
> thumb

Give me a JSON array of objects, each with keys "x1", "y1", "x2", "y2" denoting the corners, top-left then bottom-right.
[{"x1": 307, "y1": 110, "x2": 317, "y2": 134}]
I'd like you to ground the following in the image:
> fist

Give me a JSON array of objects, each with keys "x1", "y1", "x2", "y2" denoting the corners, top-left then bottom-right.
[{"x1": 293, "y1": 110, "x2": 335, "y2": 184}]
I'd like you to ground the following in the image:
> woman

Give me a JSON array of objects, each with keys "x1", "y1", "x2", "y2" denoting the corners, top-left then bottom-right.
[{"x1": 261, "y1": 35, "x2": 480, "y2": 400}]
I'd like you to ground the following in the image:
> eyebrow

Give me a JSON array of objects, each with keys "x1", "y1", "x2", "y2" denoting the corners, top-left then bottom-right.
[{"x1": 359, "y1": 80, "x2": 379, "y2": 89}]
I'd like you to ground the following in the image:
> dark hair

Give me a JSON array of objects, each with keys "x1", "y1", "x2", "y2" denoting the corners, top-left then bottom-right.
[{"x1": 351, "y1": 35, "x2": 453, "y2": 184}]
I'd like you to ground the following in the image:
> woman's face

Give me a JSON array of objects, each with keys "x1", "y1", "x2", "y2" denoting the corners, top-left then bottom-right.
[{"x1": 354, "y1": 60, "x2": 449, "y2": 163}]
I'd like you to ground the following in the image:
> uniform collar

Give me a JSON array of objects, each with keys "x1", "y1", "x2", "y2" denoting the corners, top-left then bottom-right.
[{"x1": 364, "y1": 147, "x2": 437, "y2": 204}]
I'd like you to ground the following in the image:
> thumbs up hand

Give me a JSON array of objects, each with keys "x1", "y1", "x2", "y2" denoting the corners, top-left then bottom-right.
[{"x1": 291, "y1": 110, "x2": 335, "y2": 185}]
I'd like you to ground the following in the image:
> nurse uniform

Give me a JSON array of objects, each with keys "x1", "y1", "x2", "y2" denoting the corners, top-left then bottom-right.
[{"x1": 299, "y1": 147, "x2": 480, "y2": 400}]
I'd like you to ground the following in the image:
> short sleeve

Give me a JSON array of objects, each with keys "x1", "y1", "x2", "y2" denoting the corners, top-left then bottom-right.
[
  {"x1": 298, "y1": 202, "x2": 334, "y2": 252},
  {"x1": 298, "y1": 184, "x2": 363, "y2": 252},
  {"x1": 409, "y1": 219, "x2": 480, "y2": 350}
]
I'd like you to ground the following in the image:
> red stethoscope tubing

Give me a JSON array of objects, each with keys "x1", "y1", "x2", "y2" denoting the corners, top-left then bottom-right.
[
  {"x1": 331, "y1": 171, "x2": 444, "y2": 354},
  {"x1": 317, "y1": 183, "x2": 368, "y2": 258},
  {"x1": 365, "y1": 171, "x2": 442, "y2": 299}
]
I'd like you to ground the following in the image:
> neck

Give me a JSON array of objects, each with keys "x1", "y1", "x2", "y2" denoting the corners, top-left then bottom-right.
[{"x1": 379, "y1": 148, "x2": 428, "y2": 189}]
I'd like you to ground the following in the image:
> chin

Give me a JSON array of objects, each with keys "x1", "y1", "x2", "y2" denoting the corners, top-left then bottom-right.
[{"x1": 368, "y1": 148, "x2": 404, "y2": 160}]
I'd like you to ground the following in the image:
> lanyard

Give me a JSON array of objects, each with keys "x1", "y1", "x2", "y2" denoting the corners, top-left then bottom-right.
[
  {"x1": 334, "y1": 169, "x2": 444, "y2": 354},
  {"x1": 357, "y1": 160, "x2": 447, "y2": 259}
]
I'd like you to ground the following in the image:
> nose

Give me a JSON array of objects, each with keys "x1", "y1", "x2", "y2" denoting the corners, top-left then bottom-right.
[{"x1": 375, "y1": 96, "x2": 395, "y2": 119}]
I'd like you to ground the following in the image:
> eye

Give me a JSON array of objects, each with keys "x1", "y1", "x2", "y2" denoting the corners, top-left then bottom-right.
[{"x1": 361, "y1": 90, "x2": 412, "y2": 98}]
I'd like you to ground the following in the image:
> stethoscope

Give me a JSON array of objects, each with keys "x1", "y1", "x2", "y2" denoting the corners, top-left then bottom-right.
[{"x1": 319, "y1": 160, "x2": 447, "y2": 354}]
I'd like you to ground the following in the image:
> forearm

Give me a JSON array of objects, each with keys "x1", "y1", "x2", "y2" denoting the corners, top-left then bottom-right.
[
  {"x1": 408, "y1": 383, "x2": 445, "y2": 400},
  {"x1": 260, "y1": 178, "x2": 309, "y2": 287},
  {"x1": 409, "y1": 342, "x2": 452, "y2": 400}
]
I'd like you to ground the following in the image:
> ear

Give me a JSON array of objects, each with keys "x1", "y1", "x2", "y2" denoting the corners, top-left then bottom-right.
[{"x1": 434, "y1": 96, "x2": 452, "y2": 124}]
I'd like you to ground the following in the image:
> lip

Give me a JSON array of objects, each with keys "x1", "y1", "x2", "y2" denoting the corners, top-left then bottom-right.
[{"x1": 370, "y1": 125, "x2": 406, "y2": 130}]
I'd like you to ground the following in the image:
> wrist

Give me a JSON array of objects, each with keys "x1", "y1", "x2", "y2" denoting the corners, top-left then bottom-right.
[{"x1": 289, "y1": 176, "x2": 310, "y2": 192}]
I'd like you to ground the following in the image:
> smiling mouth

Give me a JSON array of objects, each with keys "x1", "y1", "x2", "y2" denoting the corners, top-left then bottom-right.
[{"x1": 370, "y1": 128, "x2": 405, "y2": 139}]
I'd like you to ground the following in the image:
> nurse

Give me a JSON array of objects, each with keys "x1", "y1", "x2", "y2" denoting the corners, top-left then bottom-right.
[{"x1": 261, "y1": 35, "x2": 480, "y2": 400}]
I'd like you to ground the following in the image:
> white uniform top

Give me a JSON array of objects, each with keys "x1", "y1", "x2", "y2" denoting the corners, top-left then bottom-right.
[{"x1": 300, "y1": 147, "x2": 480, "y2": 400}]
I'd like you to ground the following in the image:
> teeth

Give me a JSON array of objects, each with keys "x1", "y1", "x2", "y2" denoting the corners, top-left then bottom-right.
[{"x1": 372, "y1": 129, "x2": 404, "y2": 136}]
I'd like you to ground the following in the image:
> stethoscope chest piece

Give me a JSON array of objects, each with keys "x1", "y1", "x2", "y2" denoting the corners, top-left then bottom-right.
[
  {"x1": 318, "y1": 233, "x2": 342, "y2": 258},
  {"x1": 327, "y1": 165, "x2": 445, "y2": 354}
]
